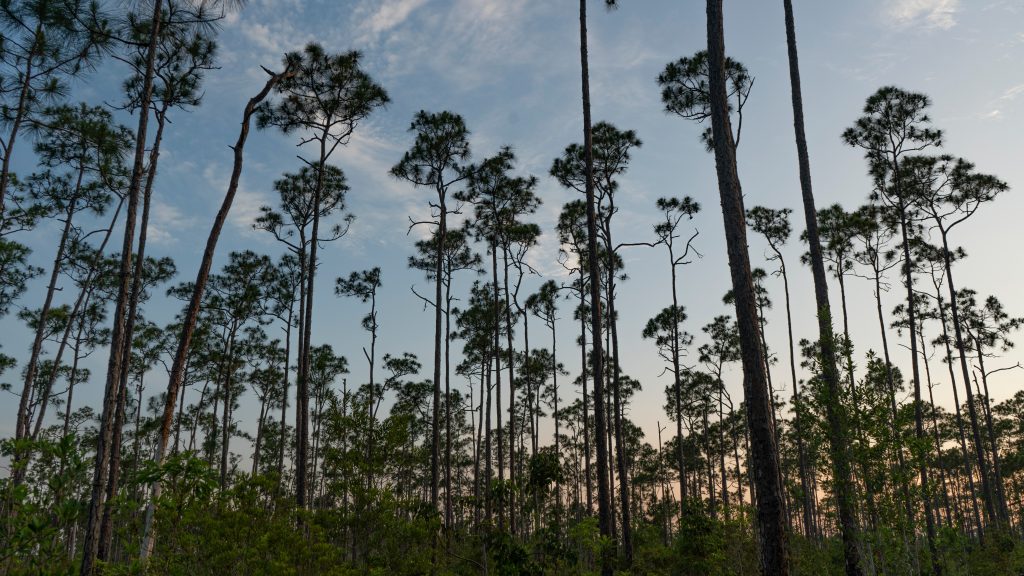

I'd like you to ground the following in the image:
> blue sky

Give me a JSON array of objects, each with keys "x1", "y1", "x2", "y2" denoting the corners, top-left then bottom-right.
[{"x1": 3, "y1": 0, "x2": 1024, "y2": 450}]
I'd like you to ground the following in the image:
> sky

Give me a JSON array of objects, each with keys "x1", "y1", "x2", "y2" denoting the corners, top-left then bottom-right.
[{"x1": 3, "y1": 0, "x2": 1024, "y2": 455}]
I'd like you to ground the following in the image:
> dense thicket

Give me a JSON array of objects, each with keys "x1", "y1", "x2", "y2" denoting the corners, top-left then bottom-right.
[{"x1": 1, "y1": 1, "x2": 1022, "y2": 575}]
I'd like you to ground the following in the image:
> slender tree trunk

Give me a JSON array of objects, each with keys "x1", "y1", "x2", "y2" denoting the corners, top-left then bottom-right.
[
  {"x1": 938, "y1": 228, "x2": 997, "y2": 528},
  {"x1": 501, "y1": 244, "x2": 517, "y2": 534},
  {"x1": 80, "y1": 1, "x2": 163, "y2": 568},
  {"x1": 17, "y1": 194, "x2": 79, "y2": 442},
  {"x1": 99, "y1": 107, "x2": 166, "y2": 558},
  {"x1": 278, "y1": 305, "x2": 293, "y2": 492},
  {"x1": 552, "y1": 318, "x2": 562, "y2": 516},
  {"x1": 297, "y1": 138, "x2": 331, "y2": 509},
  {"x1": 667, "y1": 247, "x2": 688, "y2": 511},
  {"x1": 0, "y1": 38, "x2": 37, "y2": 215},
  {"x1": 875, "y1": 267, "x2": 916, "y2": 531},
  {"x1": 62, "y1": 321, "x2": 86, "y2": 442},
  {"x1": 172, "y1": 363, "x2": 190, "y2": 455},
  {"x1": 253, "y1": 399, "x2": 268, "y2": 475},
  {"x1": 896, "y1": 204, "x2": 940, "y2": 575},
  {"x1": 474, "y1": 363, "x2": 484, "y2": 528},
  {"x1": 975, "y1": 344, "x2": 1010, "y2": 522},
  {"x1": 921, "y1": 329, "x2": 952, "y2": 527},
  {"x1": 444, "y1": 277, "x2": 453, "y2": 530},
  {"x1": 579, "y1": 2, "x2": 612, "y2": 573},
  {"x1": 782, "y1": 1, "x2": 860, "y2": 573},
  {"x1": 32, "y1": 196, "x2": 126, "y2": 442},
  {"x1": 837, "y1": 272, "x2": 879, "y2": 530},
  {"x1": 485, "y1": 351, "x2": 493, "y2": 524},
  {"x1": 717, "y1": 375, "x2": 731, "y2": 520},
  {"x1": 429, "y1": 198, "x2": 446, "y2": 520},
  {"x1": 704, "y1": 404, "x2": 716, "y2": 516},
  {"x1": 605, "y1": 240, "x2": 633, "y2": 563},
  {"x1": 580, "y1": 289, "x2": 593, "y2": 514},
  {"x1": 490, "y1": 242, "x2": 505, "y2": 529},
  {"x1": 139, "y1": 65, "x2": 293, "y2": 558},
  {"x1": 605, "y1": 324, "x2": 617, "y2": 540},
  {"x1": 220, "y1": 332, "x2": 237, "y2": 489},
  {"x1": 937, "y1": 294, "x2": 983, "y2": 537},
  {"x1": 707, "y1": 2, "x2": 788, "y2": 573},
  {"x1": 779, "y1": 260, "x2": 816, "y2": 539}
]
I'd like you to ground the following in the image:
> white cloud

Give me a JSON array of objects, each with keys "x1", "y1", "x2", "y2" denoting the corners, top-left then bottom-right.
[
  {"x1": 148, "y1": 200, "x2": 193, "y2": 245},
  {"x1": 887, "y1": 0, "x2": 960, "y2": 30},
  {"x1": 999, "y1": 83, "x2": 1024, "y2": 101},
  {"x1": 355, "y1": 0, "x2": 428, "y2": 44},
  {"x1": 201, "y1": 163, "x2": 272, "y2": 237}
]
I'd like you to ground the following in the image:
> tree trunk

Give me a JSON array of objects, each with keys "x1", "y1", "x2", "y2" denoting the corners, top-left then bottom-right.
[
  {"x1": 490, "y1": 241, "x2": 505, "y2": 528},
  {"x1": 0, "y1": 35, "x2": 37, "y2": 215},
  {"x1": 580, "y1": 289, "x2": 593, "y2": 514},
  {"x1": 975, "y1": 343, "x2": 1010, "y2": 522},
  {"x1": 579, "y1": 2, "x2": 612, "y2": 573},
  {"x1": 667, "y1": 246, "x2": 688, "y2": 511},
  {"x1": 779, "y1": 260, "x2": 816, "y2": 539},
  {"x1": 896, "y1": 204, "x2": 940, "y2": 575},
  {"x1": 782, "y1": 1, "x2": 860, "y2": 572},
  {"x1": 278, "y1": 304, "x2": 293, "y2": 492},
  {"x1": 705, "y1": 0, "x2": 784, "y2": 572},
  {"x1": 220, "y1": 331, "x2": 237, "y2": 489},
  {"x1": 501, "y1": 243, "x2": 517, "y2": 534},
  {"x1": 936, "y1": 293, "x2": 983, "y2": 537},
  {"x1": 253, "y1": 398, "x2": 268, "y2": 475},
  {"x1": 17, "y1": 192, "x2": 79, "y2": 442},
  {"x1": 100, "y1": 106, "x2": 166, "y2": 558},
  {"x1": 139, "y1": 64, "x2": 294, "y2": 558},
  {"x1": 429, "y1": 194, "x2": 446, "y2": 522},
  {"x1": 32, "y1": 196, "x2": 126, "y2": 443},
  {"x1": 874, "y1": 265, "x2": 916, "y2": 529},
  {"x1": 80, "y1": 1, "x2": 163, "y2": 568},
  {"x1": 444, "y1": 274, "x2": 452, "y2": 529},
  {"x1": 605, "y1": 235, "x2": 633, "y2": 564}
]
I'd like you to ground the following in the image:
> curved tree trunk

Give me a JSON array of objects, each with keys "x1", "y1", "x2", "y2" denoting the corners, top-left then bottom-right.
[
  {"x1": 17, "y1": 193, "x2": 79, "y2": 443},
  {"x1": 32, "y1": 196, "x2": 126, "y2": 443},
  {"x1": 139, "y1": 64, "x2": 294, "y2": 558}
]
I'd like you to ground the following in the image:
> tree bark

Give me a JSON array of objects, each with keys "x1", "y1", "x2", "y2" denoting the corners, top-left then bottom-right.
[
  {"x1": 139, "y1": 64, "x2": 294, "y2": 558},
  {"x1": 939, "y1": 228, "x2": 999, "y2": 526},
  {"x1": 17, "y1": 189, "x2": 79, "y2": 442},
  {"x1": 579, "y1": 2, "x2": 612, "y2": 574},
  {"x1": 0, "y1": 32, "x2": 38, "y2": 215},
  {"x1": 896, "y1": 204, "x2": 940, "y2": 575},
  {"x1": 782, "y1": 1, "x2": 860, "y2": 572},
  {"x1": 706, "y1": 0, "x2": 785, "y2": 572},
  {"x1": 81, "y1": 1, "x2": 162, "y2": 569}
]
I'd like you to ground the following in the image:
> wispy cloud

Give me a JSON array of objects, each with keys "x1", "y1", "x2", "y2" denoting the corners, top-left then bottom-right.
[
  {"x1": 201, "y1": 163, "x2": 271, "y2": 237},
  {"x1": 148, "y1": 200, "x2": 193, "y2": 245},
  {"x1": 354, "y1": 0, "x2": 428, "y2": 44},
  {"x1": 999, "y1": 83, "x2": 1024, "y2": 101},
  {"x1": 886, "y1": 0, "x2": 960, "y2": 30}
]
